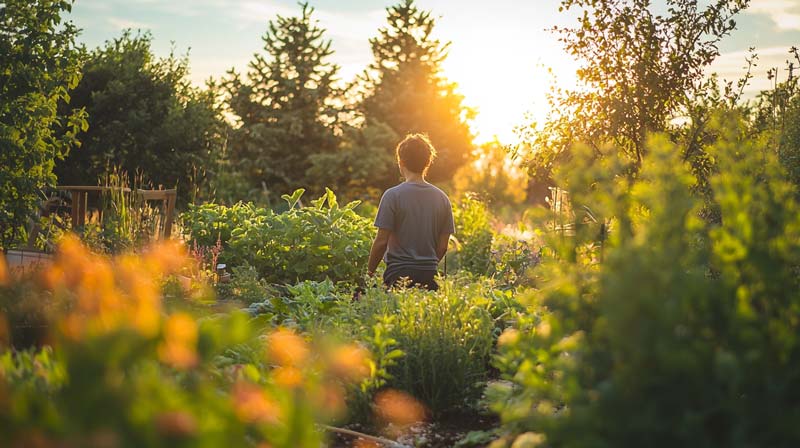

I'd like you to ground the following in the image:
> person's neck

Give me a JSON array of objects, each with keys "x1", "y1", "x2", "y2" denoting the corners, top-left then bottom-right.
[{"x1": 404, "y1": 172, "x2": 426, "y2": 184}]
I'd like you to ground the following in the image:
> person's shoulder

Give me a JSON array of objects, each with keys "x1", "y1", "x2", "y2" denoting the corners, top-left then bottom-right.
[
  {"x1": 428, "y1": 183, "x2": 452, "y2": 202},
  {"x1": 382, "y1": 183, "x2": 403, "y2": 197}
]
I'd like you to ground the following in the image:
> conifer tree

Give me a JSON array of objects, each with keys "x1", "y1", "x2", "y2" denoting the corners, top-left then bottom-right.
[
  {"x1": 360, "y1": 0, "x2": 474, "y2": 184},
  {"x1": 227, "y1": 2, "x2": 340, "y2": 197}
]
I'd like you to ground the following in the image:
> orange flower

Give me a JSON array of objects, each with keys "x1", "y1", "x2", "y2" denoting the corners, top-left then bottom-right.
[
  {"x1": 330, "y1": 344, "x2": 371, "y2": 382},
  {"x1": 155, "y1": 411, "x2": 198, "y2": 438},
  {"x1": 317, "y1": 382, "x2": 346, "y2": 418},
  {"x1": 158, "y1": 313, "x2": 198, "y2": 370},
  {"x1": 266, "y1": 328, "x2": 309, "y2": 367},
  {"x1": 232, "y1": 382, "x2": 281, "y2": 424},
  {"x1": 143, "y1": 240, "x2": 188, "y2": 276},
  {"x1": 374, "y1": 389, "x2": 426, "y2": 428},
  {"x1": 273, "y1": 366, "x2": 303, "y2": 388},
  {"x1": 0, "y1": 253, "x2": 8, "y2": 286}
]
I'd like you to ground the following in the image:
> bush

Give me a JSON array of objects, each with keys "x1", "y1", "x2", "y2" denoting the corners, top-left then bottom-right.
[
  {"x1": 383, "y1": 277, "x2": 496, "y2": 415},
  {"x1": 182, "y1": 189, "x2": 375, "y2": 285},
  {"x1": 452, "y1": 196, "x2": 494, "y2": 276},
  {"x1": 490, "y1": 113, "x2": 800, "y2": 447}
]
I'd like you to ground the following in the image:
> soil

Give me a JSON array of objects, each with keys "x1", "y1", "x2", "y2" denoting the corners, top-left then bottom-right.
[{"x1": 329, "y1": 409, "x2": 499, "y2": 448}]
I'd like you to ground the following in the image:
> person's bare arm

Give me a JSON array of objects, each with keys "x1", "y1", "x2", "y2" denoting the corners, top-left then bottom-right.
[
  {"x1": 368, "y1": 228, "x2": 392, "y2": 276},
  {"x1": 436, "y1": 232, "x2": 451, "y2": 261}
]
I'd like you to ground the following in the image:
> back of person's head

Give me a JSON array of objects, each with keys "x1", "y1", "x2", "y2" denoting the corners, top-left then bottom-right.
[{"x1": 396, "y1": 133, "x2": 437, "y2": 175}]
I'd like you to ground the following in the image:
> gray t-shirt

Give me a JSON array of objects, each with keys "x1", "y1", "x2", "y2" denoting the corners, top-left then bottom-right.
[{"x1": 374, "y1": 181, "x2": 455, "y2": 277}]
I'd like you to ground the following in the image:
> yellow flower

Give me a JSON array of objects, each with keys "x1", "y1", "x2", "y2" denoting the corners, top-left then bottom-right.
[
  {"x1": 511, "y1": 432, "x2": 546, "y2": 448},
  {"x1": 498, "y1": 328, "x2": 520, "y2": 347}
]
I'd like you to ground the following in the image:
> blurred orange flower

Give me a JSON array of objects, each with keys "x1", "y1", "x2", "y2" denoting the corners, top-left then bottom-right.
[
  {"x1": 374, "y1": 389, "x2": 426, "y2": 429},
  {"x1": 0, "y1": 253, "x2": 8, "y2": 286},
  {"x1": 158, "y1": 313, "x2": 198, "y2": 370},
  {"x1": 273, "y1": 365, "x2": 303, "y2": 388},
  {"x1": 232, "y1": 382, "x2": 281, "y2": 424},
  {"x1": 266, "y1": 328, "x2": 309, "y2": 367},
  {"x1": 155, "y1": 411, "x2": 198, "y2": 438},
  {"x1": 330, "y1": 344, "x2": 371, "y2": 382}
]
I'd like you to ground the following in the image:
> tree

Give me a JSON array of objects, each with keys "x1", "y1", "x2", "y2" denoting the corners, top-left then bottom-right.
[
  {"x1": 452, "y1": 139, "x2": 528, "y2": 207},
  {"x1": 522, "y1": 0, "x2": 750, "y2": 181},
  {"x1": 226, "y1": 3, "x2": 340, "y2": 199},
  {"x1": 359, "y1": 0, "x2": 475, "y2": 185},
  {"x1": 55, "y1": 31, "x2": 225, "y2": 205},
  {"x1": 0, "y1": 0, "x2": 87, "y2": 248},
  {"x1": 753, "y1": 47, "x2": 800, "y2": 191},
  {"x1": 306, "y1": 121, "x2": 398, "y2": 201}
]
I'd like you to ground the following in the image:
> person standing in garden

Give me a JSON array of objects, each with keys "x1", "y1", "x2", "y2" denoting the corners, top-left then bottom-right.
[{"x1": 367, "y1": 134, "x2": 455, "y2": 290}]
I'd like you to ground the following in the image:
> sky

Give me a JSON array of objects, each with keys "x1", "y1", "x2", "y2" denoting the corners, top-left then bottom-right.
[{"x1": 68, "y1": 0, "x2": 800, "y2": 144}]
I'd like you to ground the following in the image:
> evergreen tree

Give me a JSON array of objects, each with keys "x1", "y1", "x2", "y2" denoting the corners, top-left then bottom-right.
[
  {"x1": 226, "y1": 3, "x2": 340, "y2": 198},
  {"x1": 360, "y1": 0, "x2": 475, "y2": 184}
]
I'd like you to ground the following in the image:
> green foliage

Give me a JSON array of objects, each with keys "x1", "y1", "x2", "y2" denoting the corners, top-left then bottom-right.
[
  {"x1": 452, "y1": 196, "x2": 494, "y2": 276},
  {"x1": 359, "y1": 0, "x2": 475, "y2": 184},
  {"x1": 491, "y1": 234, "x2": 541, "y2": 288},
  {"x1": 182, "y1": 201, "x2": 272, "y2": 249},
  {"x1": 55, "y1": 30, "x2": 226, "y2": 205},
  {"x1": 753, "y1": 47, "x2": 800, "y2": 191},
  {"x1": 521, "y1": 0, "x2": 749, "y2": 181},
  {"x1": 307, "y1": 120, "x2": 399, "y2": 200},
  {"x1": 216, "y1": 265, "x2": 273, "y2": 305},
  {"x1": 386, "y1": 278, "x2": 496, "y2": 414},
  {"x1": 452, "y1": 139, "x2": 528, "y2": 206},
  {"x1": 0, "y1": 348, "x2": 66, "y2": 392},
  {"x1": 492, "y1": 114, "x2": 800, "y2": 447},
  {"x1": 0, "y1": 0, "x2": 87, "y2": 248},
  {"x1": 183, "y1": 189, "x2": 375, "y2": 284},
  {"x1": 226, "y1": 3, "x2": 340, "y2": 198}
]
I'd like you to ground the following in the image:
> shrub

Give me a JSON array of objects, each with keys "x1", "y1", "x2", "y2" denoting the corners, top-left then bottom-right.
[
  {"x1": 491, "y1": 113, "x2": 800, "y2": 447},
  {"x1": 452, "y1": 196, "x2": 494, "y2": 276},
  {"x1": 182, "y1": 189, "x2": 375, "y2": 285},
  {"x1": 384, "y1": 277, "x2": 496, "y2": 415},
  {"x1": 181, "y1": 201, "x2": 270, "y2": 249}
]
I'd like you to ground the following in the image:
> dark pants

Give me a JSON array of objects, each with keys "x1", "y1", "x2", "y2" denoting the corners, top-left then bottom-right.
[{"x1": 384, "y1": 268, "x2": 439, "y2": 291}]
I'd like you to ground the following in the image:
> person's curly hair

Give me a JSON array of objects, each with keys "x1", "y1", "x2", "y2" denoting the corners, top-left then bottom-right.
[{"x1": 396, "y1": 133, "x2": 437, "y2": 175}]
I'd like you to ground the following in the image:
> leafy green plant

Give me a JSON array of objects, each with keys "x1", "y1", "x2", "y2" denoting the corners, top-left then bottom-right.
[
  {"x1": 184, "y1": 189, "x2": 375, "y2": 285},
  {"x1": 452, "y1": 196, "x2": 494, "y2": 276},
  {"x1": 0, "y1": 0, "x2": 87, "y2": 248},
  {"x1": 384, "y1": 277, "x2": 496, "y2": 415},
  {"x1": 491, "y1": 113, "x2": 800, "y2": 447},
  {"x1": 181, "y1": 201, "x2": 271, "y2": 250},
  {"x1": 215, "y1": 265, "x2": 273, "y2": 305}
]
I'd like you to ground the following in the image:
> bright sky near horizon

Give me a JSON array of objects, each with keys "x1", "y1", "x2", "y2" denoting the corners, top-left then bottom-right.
[{"x1": 68, "y1": 0, "x2": 800, "y2": 144}]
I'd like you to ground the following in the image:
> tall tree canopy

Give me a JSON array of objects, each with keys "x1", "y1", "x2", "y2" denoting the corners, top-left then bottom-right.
[
  {"x1": 226, "y1": 2, "x2": 340, "y2": 199},
  {"x1": 359, "y1": 0, "x2": 475, "y2": 184},
  {"x1": 0, "y1": 0, "x2": 86, "y2": 247},
  {"x1": 523, "y1": 0, "x2": 750, "y2": 181},
  {"x1": 55, "y1": 31, "x2": 225, "y2": 205}
]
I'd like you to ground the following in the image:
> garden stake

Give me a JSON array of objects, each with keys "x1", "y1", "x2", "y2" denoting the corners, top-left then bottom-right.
[{"x1": 321, "y1": 424, "x2": 412, "y2": 448}]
